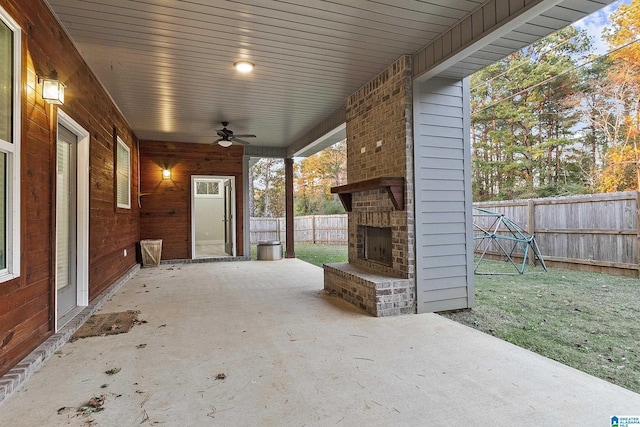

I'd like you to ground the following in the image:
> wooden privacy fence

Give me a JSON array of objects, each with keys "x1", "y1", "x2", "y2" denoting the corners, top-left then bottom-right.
[
  {"x1": 474, "y1": 191, "x2": 640, "y2": 276},
  {"x1": 250, "y1": 215, "x2": 347, "y2": 244},
  {"x1": 252, "y1": 192, "x2": 639, "y2": 276}
]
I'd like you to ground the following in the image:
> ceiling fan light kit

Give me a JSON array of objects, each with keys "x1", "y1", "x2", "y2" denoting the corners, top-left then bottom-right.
[{"x1": 214, "y1": 122, "x2": 257, "y2": 147}]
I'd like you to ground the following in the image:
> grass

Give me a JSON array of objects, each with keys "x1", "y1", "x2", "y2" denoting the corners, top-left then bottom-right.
[
  {"x1": 250, "y1": 243, "x2": 348, "y2": 267},
  {"x1": 442, "y1": 259, "x2": 640, "y2": 393},
  {"x1": 251, "y1": 243, "x2": 640, "y2": 393}
]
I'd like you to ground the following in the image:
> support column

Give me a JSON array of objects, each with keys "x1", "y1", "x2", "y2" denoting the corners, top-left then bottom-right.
[
  {"x1": 285, "y1": 157, "x2": 295, "y2": 258},
  {"x1": 413, "y1": 77, "x2": 474, "y2": 313}
]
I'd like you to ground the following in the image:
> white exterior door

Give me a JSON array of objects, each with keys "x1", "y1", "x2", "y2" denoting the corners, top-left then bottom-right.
[{"x1": 55, "y1": 111, "x2": 90, "y2": 330}]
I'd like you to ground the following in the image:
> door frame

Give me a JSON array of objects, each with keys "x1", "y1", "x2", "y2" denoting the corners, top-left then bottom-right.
[
  {"x1": 190, "y1": 175, "x2": 236, "y2": 258},
  {"x1": 55, "y1": 110, "x2": 90, "y2": 331}
]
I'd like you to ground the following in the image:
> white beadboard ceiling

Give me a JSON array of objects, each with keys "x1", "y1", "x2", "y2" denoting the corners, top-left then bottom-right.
[{"x1": 45, "y1": 0, "x2": 611, "y2": 153}]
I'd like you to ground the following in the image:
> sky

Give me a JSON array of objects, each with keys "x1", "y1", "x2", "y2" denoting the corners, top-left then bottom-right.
[{"x1": 573, "y1": 0, "x2": 628, "y2": 55}]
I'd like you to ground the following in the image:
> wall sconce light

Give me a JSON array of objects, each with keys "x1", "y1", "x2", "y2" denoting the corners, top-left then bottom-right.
[
  {"x1": 39, "y1": 70, "x2": 66, "y2": 105},
  {"x1": 162, "y1": 169, "x2": 171, "y2": 179}
]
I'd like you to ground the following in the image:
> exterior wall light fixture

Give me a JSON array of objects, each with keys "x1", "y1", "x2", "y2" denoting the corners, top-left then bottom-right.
[
  {"x1": 162, "y1": 169, "x2": 171, "y2": 179},
  {"x1": 39, "y1": 70, "x2": 66, "y2": 105}
]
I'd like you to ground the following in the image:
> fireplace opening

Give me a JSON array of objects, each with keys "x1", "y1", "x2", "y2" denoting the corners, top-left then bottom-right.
[{"x1": 361, "y1": 226, "x2": 392, "y2": 266}]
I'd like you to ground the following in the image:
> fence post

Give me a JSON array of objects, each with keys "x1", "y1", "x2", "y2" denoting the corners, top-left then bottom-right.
[
  {"x1": 636, "y1": 191, "x2": 640, "y2": 278},
  {"x1": 527, "y1": 199, "x2": 535, "y2": 235},
  {"x1": 312, "y1": 215, "x2": 316, "y2": 244}
]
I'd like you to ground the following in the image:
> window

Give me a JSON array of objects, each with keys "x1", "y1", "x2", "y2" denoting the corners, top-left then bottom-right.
[
  {"x1": 195, "y1": 179, "x2": 221, "y2": 197},
  {"x1": 116, "y1": 137, "x2": 130, "y2": 209},
  {"x1": 0, "y1": 7, "x2": 20, "y2": 282}
]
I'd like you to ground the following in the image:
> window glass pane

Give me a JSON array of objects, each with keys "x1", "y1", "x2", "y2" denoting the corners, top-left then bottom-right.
[
  {"x1": 0, "y1": 152, "x2": 6, "y2": 270},
  {"x1": 116, "y1": 140, "x2": 130, "y2": 207},
  {"x1": 196, "y1": 180, "x2": 219, "y2": 195},
  {"x1": 0, "y1": 20, "x2": 12, "y2": 143}
]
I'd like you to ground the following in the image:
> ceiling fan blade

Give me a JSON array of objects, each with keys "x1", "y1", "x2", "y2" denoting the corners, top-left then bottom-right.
[
  {"x1": 233, "y1": 134, "x2": 256, "y2": 138},
  {"x1": 231, "y1": 137, "x2": 251, "y2": 146}
]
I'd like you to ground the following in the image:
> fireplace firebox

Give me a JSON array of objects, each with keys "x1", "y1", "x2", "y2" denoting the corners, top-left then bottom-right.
[{"x1": 361, "y1": 226, "x2": 392, "y2": 266}]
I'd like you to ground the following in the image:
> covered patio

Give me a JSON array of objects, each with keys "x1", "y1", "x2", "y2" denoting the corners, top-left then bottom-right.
[{"x1": 0, "y1": 260, "x2": 638, "y2": 425}]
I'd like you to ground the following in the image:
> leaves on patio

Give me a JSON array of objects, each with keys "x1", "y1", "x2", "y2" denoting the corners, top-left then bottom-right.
[{"x1": 57, "y1": 394, "x2": 106, "y2": 419}]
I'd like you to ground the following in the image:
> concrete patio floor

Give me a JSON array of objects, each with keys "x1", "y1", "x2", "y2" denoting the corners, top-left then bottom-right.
[{"x1": 0, "y1": 259, "x2": 638, "y2": 426}]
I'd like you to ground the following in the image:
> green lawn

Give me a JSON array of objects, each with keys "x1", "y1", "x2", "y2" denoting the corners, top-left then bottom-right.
[
  {"x1": 442, "y1": 259, "x2": 640, "y2": 393},
  {"x1": 250, "y1": 243, "x2": 348, "y2": 267}
]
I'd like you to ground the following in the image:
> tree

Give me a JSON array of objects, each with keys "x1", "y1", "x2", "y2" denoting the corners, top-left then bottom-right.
[
  {"x1": 294, "y1": 140, "x2": 346, "y2": 215},
  {"x1": 471, "y1": 26, "x2": 593, "y2": 200},
  {"x1": 598, "y1": 145, "x2": 639, "y2": 192},
  {"x1": 594, "y1": 0, "x2": 640, "y2": 191},
  {"x1": 252, "y1": 158, "x2": 285, "y2": 217}
]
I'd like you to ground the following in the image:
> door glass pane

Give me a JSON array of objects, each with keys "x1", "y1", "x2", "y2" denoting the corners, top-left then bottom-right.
[
  {"x1": 56, "y1": 125, "x2": 76, "y2": 291},
  {"x1": 56, "y1": 139, "x2": 70, "y2": 290},
  {"x1": 0, "y1": 152, "x2": 6, "y2": 270},
  {"x1": 0, "y1": 20, "x2": 12, "y2": 143}
]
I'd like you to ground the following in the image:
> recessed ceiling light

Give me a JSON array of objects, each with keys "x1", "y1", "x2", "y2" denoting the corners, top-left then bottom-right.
[{"x1": 234, "y1": 61, "x2": 255, "y2": 73}]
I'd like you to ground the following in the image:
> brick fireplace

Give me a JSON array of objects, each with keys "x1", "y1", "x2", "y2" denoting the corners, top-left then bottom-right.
[{"x1": 324, "y1": 56, "x2": 416, "y2": 316}]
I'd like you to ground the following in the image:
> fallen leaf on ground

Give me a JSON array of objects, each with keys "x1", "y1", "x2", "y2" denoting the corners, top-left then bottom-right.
[
  {"x1": 215, "y1": 373, "x2": 227, "y2": 380},
  {"x1": 136, "y1": 343, "x2": 147, "y2": 349},
  {"x1": 77, "y1": 406, "x2": 104, "y2": 417},
  {"x1": 87, "y1": 395, "x2": 106, "y2": 408},
  {"x1": 105, "y1": 368, "x2": 121, "y2": 376}
]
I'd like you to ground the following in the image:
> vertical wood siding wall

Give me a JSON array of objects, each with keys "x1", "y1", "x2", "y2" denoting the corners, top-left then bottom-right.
[
  {"x1": 139, "y1": 141, "x2": 244, "y2": 260},
  {"x1": 475, "y1": 192, "x2": 640, "y2": 276},
  {"x1": 0, "y1": 0, "x2": 139, "y2": 377},
  {"x1": 413, "y1": 77, "x2": 474, "y2": 313}
]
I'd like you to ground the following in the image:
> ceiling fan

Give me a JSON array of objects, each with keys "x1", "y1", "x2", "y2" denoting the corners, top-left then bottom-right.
[{"x1": 213, "y1": 121, "x2": 256, "y2": 147}]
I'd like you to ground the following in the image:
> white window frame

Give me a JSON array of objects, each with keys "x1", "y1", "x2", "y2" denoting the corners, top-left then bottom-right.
[
  {"x1": 116, "y1": 136, "x2": 131, "y2": 209},
  {"x1": 0, "y1": 7, "x2": 21, "y2": 283}
]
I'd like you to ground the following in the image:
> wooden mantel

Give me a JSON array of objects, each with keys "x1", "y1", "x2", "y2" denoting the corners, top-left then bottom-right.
[{"x1": 330, "y1": 177, "x2": 405, "y2": 212}]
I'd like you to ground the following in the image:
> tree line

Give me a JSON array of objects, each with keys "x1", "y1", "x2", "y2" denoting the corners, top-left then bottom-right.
[
  {"x1": 250, "y1": 140, "x2": 346, "y2": 218},
  {"x1": 472, "y1": 1, "x2": 640, "y2": 201}
]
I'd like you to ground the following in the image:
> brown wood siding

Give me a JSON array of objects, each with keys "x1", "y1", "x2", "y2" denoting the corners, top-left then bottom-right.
[
  {"x1": 0, "y1": 0, "x2": 140, "y2": 377},
  {"x1": 139, "y1": 141, "x2": 244, "y2": 260}
]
